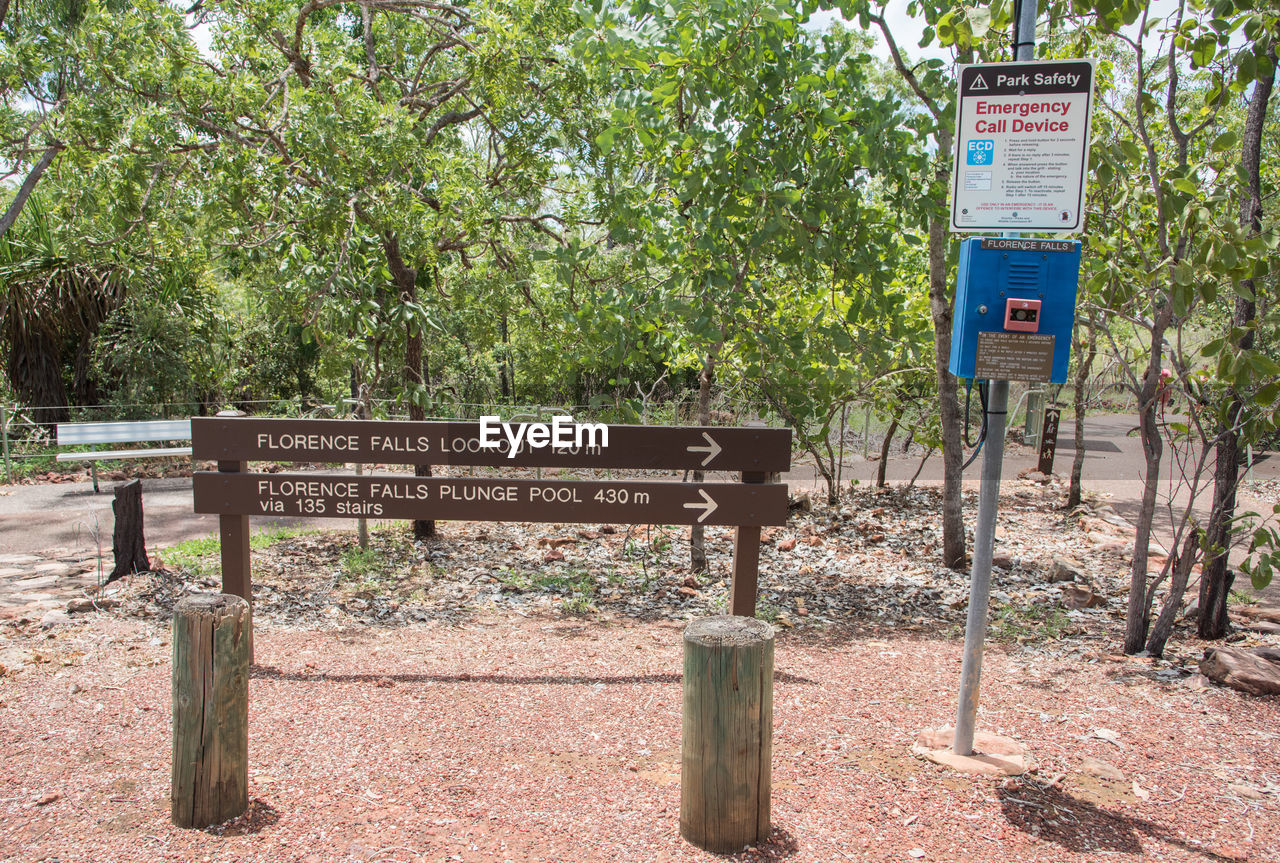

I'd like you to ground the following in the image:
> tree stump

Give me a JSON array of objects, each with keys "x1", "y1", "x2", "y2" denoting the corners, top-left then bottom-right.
[
  {"x1": 171, "y1": 594, "x2": 250, "y2": 828},
  {"x1": 681, "y1": 615, "x2": 774, "y2": 852},
  {"x1": 108, "y1": 479, "x2": 149, "y2": 582}
]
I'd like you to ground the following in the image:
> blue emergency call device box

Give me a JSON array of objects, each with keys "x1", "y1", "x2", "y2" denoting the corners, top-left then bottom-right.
[{"x1": 948, "y1": 237, "x2": 1083, "y2": 384}]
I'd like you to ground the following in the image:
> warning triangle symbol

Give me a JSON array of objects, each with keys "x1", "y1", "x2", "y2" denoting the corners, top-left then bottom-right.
[{"x1": 969, "y1": 73, "x2": 989, "y2": 91}]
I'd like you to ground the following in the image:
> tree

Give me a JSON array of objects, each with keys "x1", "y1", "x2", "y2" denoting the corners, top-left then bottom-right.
[
  {"x1": 841, "y1": 0, "x2": 1018, "y2": 571},
  {"x1": 186, "y1": 0, "x2": 590, "y2": 537},
  {"x1": 577, "y1": 0, "x2": 910, "y2": 567},
  {"x1": 741, "y1": 255, "x2": 933, "y2": 504},
  {"x1": 1067, "y1": 0, "x2": 1280, "y2": 654},
  {"x1": 1, "y1": 0, "x2": 206, "y2": 419},
  {"x1": 1199, "y1": 29, "x2": 1278, "y2": 639},
  {"x1": 1, "y1": 0, "x2": 198, "y2": 239},
  {"x1": 0, "y1": 195, "x2": 124, "y2": 422}
]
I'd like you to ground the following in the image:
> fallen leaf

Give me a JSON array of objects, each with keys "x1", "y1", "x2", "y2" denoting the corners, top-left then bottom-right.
[{"x1": 1092, "y1": 728, "x2": 1124, "y2": 749}]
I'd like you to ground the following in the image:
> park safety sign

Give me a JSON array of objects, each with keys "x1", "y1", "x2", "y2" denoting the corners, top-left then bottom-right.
[{"x1": 950, "y1": 59, "x2": 1095, "y2": 233}]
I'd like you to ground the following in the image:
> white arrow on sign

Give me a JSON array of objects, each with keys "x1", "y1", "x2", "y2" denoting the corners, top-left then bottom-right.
[
  {"x1": 683, "y1": 489, "x2": 719, "y2": 523},
  {"x1": 687, "y1": 432, "x2": 722, "y2": 467}
]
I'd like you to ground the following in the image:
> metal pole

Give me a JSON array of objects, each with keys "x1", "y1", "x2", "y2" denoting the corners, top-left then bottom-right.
[
  {"x1": 953, "y1": 381, "x2": 1009, "y2": 754},
  {"x1": 954, "y1": 0, "x2": 1037, "y2": 757},
  {"x1": 0, "y1": 403, "x2": 10, "y2": 483}
]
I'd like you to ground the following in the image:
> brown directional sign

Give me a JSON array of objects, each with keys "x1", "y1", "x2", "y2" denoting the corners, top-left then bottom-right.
[
  {"x1": 194, "y1": 473, "x2": 788, "y2": 527},
  {"x1": 191, "y1": 417, "x2": 791, "y2": 472},
  {"x1": 1037, "y1": 407, "x2": 1061, "y2": 475}
]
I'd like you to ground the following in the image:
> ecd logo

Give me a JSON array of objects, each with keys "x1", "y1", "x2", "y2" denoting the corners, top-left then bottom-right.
[{"x1": 967, "y1": 139, "x2": 995, "y2": 165}]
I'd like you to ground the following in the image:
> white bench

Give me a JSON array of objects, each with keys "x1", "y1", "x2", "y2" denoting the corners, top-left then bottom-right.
[{"x1": 56, "y1": 419, "x2": 193, "y2": 492}]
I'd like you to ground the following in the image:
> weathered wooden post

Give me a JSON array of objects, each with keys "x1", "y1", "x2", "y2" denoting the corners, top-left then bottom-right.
[
  {"x1": 171, "y1": 594, "x2": 250, "y2": 828},
  {"x1": 680, "y1": 615, "x2": 774, "y2": 852}
]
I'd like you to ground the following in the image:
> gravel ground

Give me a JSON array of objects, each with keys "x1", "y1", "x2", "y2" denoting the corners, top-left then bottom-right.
[{"x1": 2, "y1": 481, "x2": 1278, "y2": 863}]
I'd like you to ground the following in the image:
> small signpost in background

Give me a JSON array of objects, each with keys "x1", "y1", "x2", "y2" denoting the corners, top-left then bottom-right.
[{"x1": 1037, "y1": 407, "x2": 1061, "y2": 475}]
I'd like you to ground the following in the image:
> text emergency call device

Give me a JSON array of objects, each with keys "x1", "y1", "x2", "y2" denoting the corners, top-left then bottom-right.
[{"x1": 948, "y1": 237, "x2": 1082, "y2": 384}]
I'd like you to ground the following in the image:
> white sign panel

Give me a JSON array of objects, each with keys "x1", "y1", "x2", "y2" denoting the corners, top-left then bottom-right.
[{"x1": 951, "y1": 59, "x2": 1095, "y2": 233}]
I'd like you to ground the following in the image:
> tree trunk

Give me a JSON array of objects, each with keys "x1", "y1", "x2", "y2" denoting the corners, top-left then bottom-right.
[
  {"x1": 690, "y1": 344, "x2": 720, "y2": 574},
  {"x1": 1067, "y1": 319, "x2": 1097, "y2": 510},
  {"x1": 876, "y1": 411, "x2": 901, "y2": 488},
  {"x1": 927, "y1": 207, "x2": 966, "y2": 570},
  {"x1": 383, "y1": 234, "x2": 435, "y2": 539},
  {"x1": 1200, "y1": 46, "x2": 1273, "y2": 639},
  {"x1": 5, "y1": 330, "x2": 71, "y2": 427},
  {"x1": 0, "y1": 142, "x2": 63, "y2": 241},
  {"x1": 1145, "y1": 524, "x2": 1199, "y2": 656},
  {"x1": 499, "y1": 312, "x2": 511, "y2": 401},
  {"x1": 72, "y1": 335, "x2": 102, "y2": 406},
  {"x1": 1201, "y1": 407, "x2": 1244, "y2": 639},
  {"x1": 1125, "y1": 337, "x2": 1170, "y2": 654},
  {"x1": 353, "y1": 381, "x2": 371, "y2": 550},
  {"x1": 109, "y1": 479, "x2": 150, "y2": 582}
]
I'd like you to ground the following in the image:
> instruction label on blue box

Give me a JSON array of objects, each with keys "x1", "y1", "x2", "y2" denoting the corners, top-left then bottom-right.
[{"x1": 974, "y1": 332, "x2": 1056, "y2": 381}]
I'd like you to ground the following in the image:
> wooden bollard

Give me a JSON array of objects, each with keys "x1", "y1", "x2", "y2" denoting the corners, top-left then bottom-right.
[
  {"x1": 680, "y1": 615, "x2": 774, "y2": 852},
  {"x1": 171, "y1": 594, "x2": 250, "y2": 828}
]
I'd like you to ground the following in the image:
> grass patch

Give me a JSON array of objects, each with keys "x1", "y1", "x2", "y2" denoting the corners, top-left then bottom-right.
[
  {"x1": 341, "y1": 545, "x2": 389, "y2": 582},
  {"x1": 990, "y1": 602, "x2": 1074, "y2": 643},
  {"x1": 497, "y1": 567, "x2": 605, "y2": 615},
  {"x1": 754, "y1": 600, "x2": 782, "y2": 623},
  {"x1": 1228, "y1": 589, "x2": 1259, "y2": 606},
  {"x1": 163, "y1": 525, "x2": 315, "y2": 575}
]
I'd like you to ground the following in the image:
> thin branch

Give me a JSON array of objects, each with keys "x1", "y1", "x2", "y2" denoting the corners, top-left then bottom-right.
[
  {"x1": 868, "y1": 9, "x2": 946, "y2": 127},
  {"x1": 0, "y1": 142, "x2": 65, "y2": 240},
  {"x1": 421, "y1": 106, "x2": 483, "y2": 146}
]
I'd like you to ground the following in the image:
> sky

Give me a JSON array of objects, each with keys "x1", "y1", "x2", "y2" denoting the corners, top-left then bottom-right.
[{"x1": 807, "y1": 1, "x2": 954, "y2": 64}]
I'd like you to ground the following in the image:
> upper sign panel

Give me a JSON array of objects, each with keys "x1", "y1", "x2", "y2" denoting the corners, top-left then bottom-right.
[
  {"x1": 950, "y1": 59, "x2": 1095, "y2": 233},
  {"x1": 191, "y1": 417, "x2": 792, "y2": 473}
]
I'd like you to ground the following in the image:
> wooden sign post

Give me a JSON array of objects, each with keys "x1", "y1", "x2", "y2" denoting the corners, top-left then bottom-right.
[
  {"x1": 192, "y1": 417, "x2": 791, "y2": 628},
  {"x1": 1037, "y1": 407, "x2": 1061, "y2": 475}
]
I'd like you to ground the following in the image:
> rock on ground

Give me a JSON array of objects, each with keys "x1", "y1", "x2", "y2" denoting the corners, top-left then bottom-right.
[{"x1": 1199, "y1": 646, "x2": 1280, "y2": 696}]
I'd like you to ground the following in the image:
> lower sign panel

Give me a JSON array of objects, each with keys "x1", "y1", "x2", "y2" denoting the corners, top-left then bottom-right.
[{"x1": 194, "y1": 473, "x2": 789, "y2": 527}]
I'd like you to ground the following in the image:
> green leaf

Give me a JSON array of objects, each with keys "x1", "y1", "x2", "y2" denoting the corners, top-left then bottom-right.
[
  {"x1": 1191, "y1": 34, "x2": 1218, "y2": 67},
  {"x1": 1236, "y1": 50, "x2": 1256, "y2": 86},
  {"x1": 1200, "y1": 337, "x2": 1224, "y2": 357},
  {"x1": 1211, "y1": 130, "x2": 1238, "y2": 153},
  {"x1": 1247, "y1": 353, "x2": 1280, "y2": 377},
  {"x1": 1249, "y1": 560, "x2": 1272, "y2": 591},
  {"x1": 966, "y1": 6, "x2": 991, "y2": 37},
  {"x1": 1254, "y1": 382, "x2": 1280, "y2": 407}
]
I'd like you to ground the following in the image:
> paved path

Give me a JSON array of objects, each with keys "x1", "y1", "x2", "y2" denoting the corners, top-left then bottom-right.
[
  {"x1": 1, "y1": 413, "x2": 1276, "y2": 621},
  {"x1": 0, "y1": 477, "x2": 327, "y2": 621},
  {"x1": 791, "y1": 411, "x2": 1278, "y2": 549}
]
